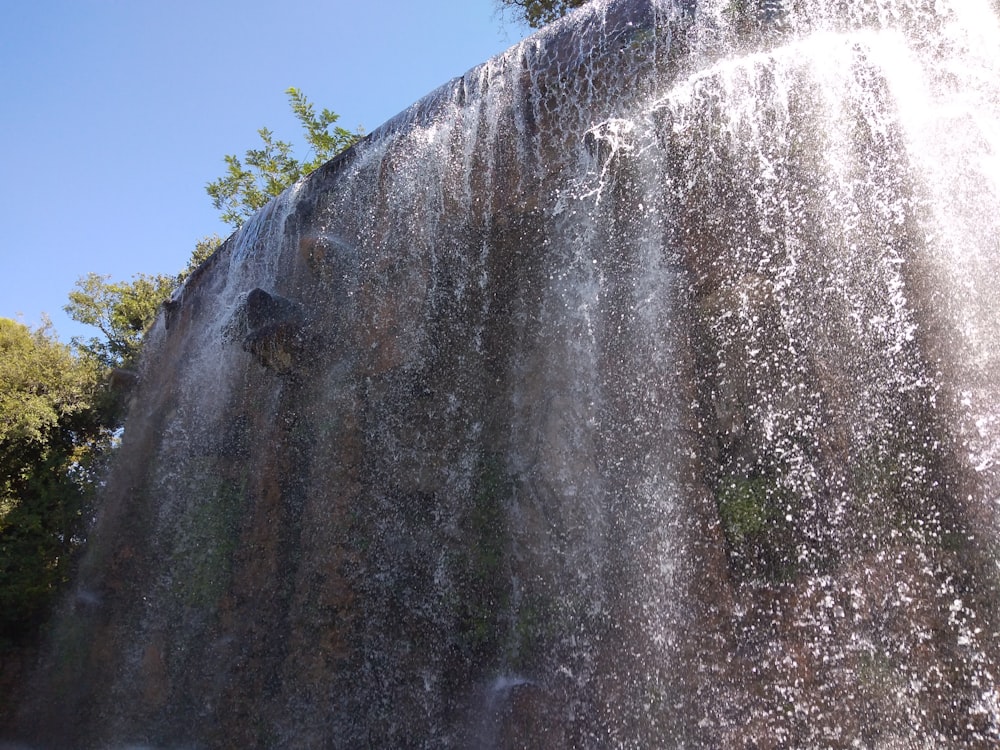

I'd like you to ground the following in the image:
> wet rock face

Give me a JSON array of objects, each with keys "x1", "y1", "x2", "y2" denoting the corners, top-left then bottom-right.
[
  {"x1": 7, "y1": 0, "x2": 1000, "y2": 747},
  {"x1": 224, "y1": 288, "x2": 305, "y2": 373}
]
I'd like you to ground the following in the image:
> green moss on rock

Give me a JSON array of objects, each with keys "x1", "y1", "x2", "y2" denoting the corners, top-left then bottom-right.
[{"x1": 171, "y1": 474, "x2": 245, "y2": 609}]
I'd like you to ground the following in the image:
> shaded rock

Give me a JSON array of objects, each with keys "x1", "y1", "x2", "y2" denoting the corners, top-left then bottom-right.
[{"x1": 224, "y1": 288, "x2": 305, "y2": 373}]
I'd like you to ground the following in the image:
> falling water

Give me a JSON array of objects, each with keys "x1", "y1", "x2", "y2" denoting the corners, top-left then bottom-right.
[{"x1": 5, "y1": 0, "x2": 1000, "y2": 747}]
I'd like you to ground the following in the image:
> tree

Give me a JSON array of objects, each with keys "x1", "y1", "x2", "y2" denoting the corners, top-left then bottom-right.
[
  {"x1": 206, "y1": 87, "x2": 362, "y2": 228},
  {"x1": 0, "y1": 319, "x2": 111, "y2": 645},
  {"x1": 64, "y1": 272, "x2": 176, "y2": 371},
  {"x1": 286, "y1": 87, "x2": 361, "y2": 175},
  {"x1": 187, "y1": 234, "x2": 222, "y2": 276},
  {"x1": 64, "y1": 238, "x2": 221, "y2": 373},
  {"x1": 497, "y1": 0, "x2": 591, "y2": 28}
]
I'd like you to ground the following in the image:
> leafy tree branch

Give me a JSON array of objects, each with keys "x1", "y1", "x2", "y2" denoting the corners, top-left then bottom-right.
[
  {"x1": 207, "y1": 88, "x2": 362, "y2": 228},
  {"x1": 497, "y1": 0, "x2": 591, "y2": 28}
]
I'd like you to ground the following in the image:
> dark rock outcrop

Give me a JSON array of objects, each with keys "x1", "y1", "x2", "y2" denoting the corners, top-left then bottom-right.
[{"x1": 224, "y1": 288, "x2": 305, "y2": 373}]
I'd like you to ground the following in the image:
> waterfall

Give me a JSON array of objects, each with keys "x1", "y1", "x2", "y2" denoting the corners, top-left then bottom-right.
[{"x1": 6, "y1": 0, "x2": 1000, "y2": 747}]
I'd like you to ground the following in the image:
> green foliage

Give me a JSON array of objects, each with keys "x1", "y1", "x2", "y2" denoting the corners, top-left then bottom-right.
[
  {"x1": 455, "y1": 457, "x2": 512, "y2": 659},
  {"x1": 0, "y1": 320, "x2": 95, "y2": 447},
  {"x1": 186, "y1": 234, "x2": 222, "y2": 276},
  {"x1": 206, "y1": 88, "x2": 362, "y2": 228},
  {"x1": 497, "y1": 0, "x2": 591, "y2": 28},
  {"x1": 715, "y1": 473, "x2": 796, "y2": 582},
  {"x1": 206, "y1": 128, "x2": 297, "y2": 228},
  {"x1": 286, "y1": 87, "x2": 360, "y2": 174},
  {"x1": 717, "y1": 476, "x2": 771, "y2": 542},
  {"x1": 171, "y1": 470, "x2": 244, "y2": 609},
  {"x1": 0, "y1": 319, "x2": 111, "y2": 645},
  {"x1": 64, "y1": 272, "x2": 176, "y2": 371},
  {"x1": 64, "y1": 239, "x2": 220, "y2": 372}
]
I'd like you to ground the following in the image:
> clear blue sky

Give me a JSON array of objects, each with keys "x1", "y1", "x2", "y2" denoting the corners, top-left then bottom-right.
[{"x1": 0, "y1": 0, "x2": 527, "y2": 342}]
